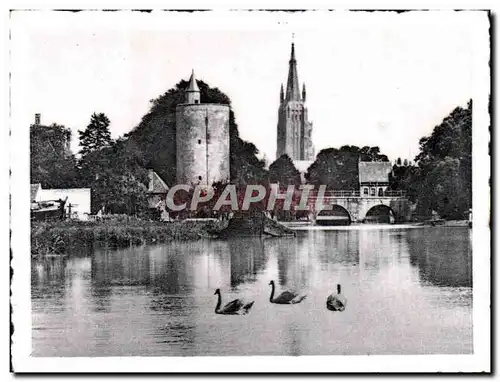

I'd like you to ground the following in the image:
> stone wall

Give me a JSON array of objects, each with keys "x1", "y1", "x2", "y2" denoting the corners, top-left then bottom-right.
[{"x1": 176, "y1": 103, "x2": 230, "y2": 185}]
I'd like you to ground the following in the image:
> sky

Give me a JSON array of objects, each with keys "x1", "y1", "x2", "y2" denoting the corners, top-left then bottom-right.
[{"x1": 11, "y1": 10, "x2": 484, "y2": 163}]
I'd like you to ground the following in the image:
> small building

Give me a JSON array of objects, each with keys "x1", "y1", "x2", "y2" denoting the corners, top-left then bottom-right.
[
  {"x1": 31, "y1": 184, "x2": 91, "y2": 220},
  {"x1": 147, "y1": 170, "x2": 170, "y2": 221},
  {"x1": 358, "y1": 161, "x2": 392, "y2": 197}
]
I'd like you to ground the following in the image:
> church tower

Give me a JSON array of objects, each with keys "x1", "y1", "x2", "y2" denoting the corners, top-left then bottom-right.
[{"x1": 276, "y1": 43, "x2": 314, "y2": 161}]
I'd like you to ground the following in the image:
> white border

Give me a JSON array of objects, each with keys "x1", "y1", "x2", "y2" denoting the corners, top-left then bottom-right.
[{"x1": 8, "y1": 5, "x2": 491, "y2": 374}]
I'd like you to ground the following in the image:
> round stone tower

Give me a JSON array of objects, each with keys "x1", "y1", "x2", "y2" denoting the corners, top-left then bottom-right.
[{"x1": 176, "y1": 70, "x2": 230, "y2": 185}]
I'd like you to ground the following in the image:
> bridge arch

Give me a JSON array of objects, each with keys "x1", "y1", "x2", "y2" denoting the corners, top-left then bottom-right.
[
  {"x1": 363, "y1": 204, "x2": 396, "y2": 224},
  {"x1": 316, "y1": 204, "x2": 352, "y2": 226}
]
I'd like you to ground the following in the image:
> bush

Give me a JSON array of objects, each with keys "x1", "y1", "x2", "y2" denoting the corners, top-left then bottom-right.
[{"x1": 31, "y1": 219, "x2": 228, "y2": 256}]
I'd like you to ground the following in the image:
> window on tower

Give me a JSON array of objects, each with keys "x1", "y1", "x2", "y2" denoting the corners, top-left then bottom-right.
[{"x1": 198, "y1": 139, "x2": 202, "y2": 144}]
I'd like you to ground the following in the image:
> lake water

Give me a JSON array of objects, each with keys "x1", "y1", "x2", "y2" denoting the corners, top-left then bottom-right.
[{"x1": 31, "y1": 226, "x2": 472, "y2": 356}]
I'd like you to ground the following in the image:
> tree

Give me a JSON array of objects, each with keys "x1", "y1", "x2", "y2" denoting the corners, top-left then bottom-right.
[
  {"x1": 78, "y1": 113, "x2": 113, "y2": 158},
  {"x1": 30, "y1": 123, "x2": 79, "y2": 188},
  {"x1": 91, "y1": 172, "x2": 148, "y2": 215},
  {"x1": 355, "y1": 146, "x2": 389, "y2": 162},
  {"x1": 306, "y1": 145, "x2": 388, "y2": 190},
  {"x1": 390, "y1": 100, "x2": 472, "y2": 219},
  {"x1": 389, "y1": 162, "x2": 420, "y2": 203},
  {"x1": 418, "y1": 158, "x2": 462, "y2": 219},
  {"x1": 268, "y1": 154, "x2": 301, "y2": 188},
  {"x1": 83, "y1": 139, "x2": 148, "y2": 214},
  {"x1": 414, "y1": 100, "x2": 472, "y2": 219}
]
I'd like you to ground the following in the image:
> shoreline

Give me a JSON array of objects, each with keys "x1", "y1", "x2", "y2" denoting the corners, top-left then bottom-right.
[
  {"x1": 30, "y1": 214, "x2": 296, "y2": 256},
  {"x1": 281, "y1": 220, "x2": 470, "y2": 230},
  {"x1": 31, "y1": 218, "x2": 470, "y2": 257},
  {"x1": 31, "y1": 219, "x2": 228, "y2": 257}
]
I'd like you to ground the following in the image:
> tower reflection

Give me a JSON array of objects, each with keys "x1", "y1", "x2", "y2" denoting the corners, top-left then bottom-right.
[{"x1": 228, "y1": 237, "x2": 268, "y2": 289}]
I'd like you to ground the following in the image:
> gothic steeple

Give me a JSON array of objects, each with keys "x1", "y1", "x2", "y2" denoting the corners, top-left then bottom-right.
[
  {"x1": 285, "y1": 43, "x2": 301, "y2": 101},
  {"x1": 276, "y1": 40, "x2": 314, "y2": 162},
  {"x1": 185, "y1": 69, "x2": 200, "y2": 104}
]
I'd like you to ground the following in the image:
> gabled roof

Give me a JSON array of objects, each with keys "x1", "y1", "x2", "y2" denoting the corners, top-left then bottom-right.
[
  {"x1": 30, "y1": 183, "x2": 41, "y2": 202},
  {"x1": 148, "y1": 170, "x2": 169, "y2": 194},
  {"x1": 358, "y1": 161, "x2": 392, "y2": 183}
]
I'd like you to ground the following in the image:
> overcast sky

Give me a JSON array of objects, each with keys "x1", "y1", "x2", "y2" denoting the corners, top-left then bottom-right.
[{"x1": 11, "y1": 10, "x2": 485, "y2": 163}]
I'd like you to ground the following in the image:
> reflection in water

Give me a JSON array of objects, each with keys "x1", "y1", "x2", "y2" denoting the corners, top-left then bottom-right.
[
  {"x1": 228, "y1": 238, "x2": 267, "y2": 288},
  {"x1": 91, "y1": 247, "x2": 151, "y2": 287},
  {"x1": 32, "y1": 227, "x2": 473, "y2": 356},
  {"x1": 407, "y1": 228, "x2": 472, "y2": 288},
  {"x1": 31, "y1": 257, "x2": 69, "y2": 310}
]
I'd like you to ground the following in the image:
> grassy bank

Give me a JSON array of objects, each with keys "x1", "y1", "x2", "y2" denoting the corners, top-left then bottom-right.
[{"x1": 31, "y1": 217, "x2": 228, "y2": 256}]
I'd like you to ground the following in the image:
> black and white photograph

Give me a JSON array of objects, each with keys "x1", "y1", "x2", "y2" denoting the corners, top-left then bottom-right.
[{"x1": 9, "y1": 6, "x2": 491, "y2": 373}]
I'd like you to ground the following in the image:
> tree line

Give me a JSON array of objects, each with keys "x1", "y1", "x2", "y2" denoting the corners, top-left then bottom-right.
[
  {"x1": 267, "y1": 100, "x2": 472, "y2": 220},
  {"x1": 30, "y1": 80, "x2": 268, "y2": 215},
  {"x1": 30, "y1": 79, "x2": 472, "y2": 220},
  {"x1": 389, "y1": 100, "x2": 472, "y2": 219}
]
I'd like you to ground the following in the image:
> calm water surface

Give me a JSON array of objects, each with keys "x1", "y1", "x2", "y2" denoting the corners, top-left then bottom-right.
[{"x1": 32, "y1": 226, "x2": 472, "y2": 356}]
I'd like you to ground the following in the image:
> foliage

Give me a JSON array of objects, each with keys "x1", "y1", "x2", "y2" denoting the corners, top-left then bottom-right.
[
  {"x1": 339, "y1": 145, "x2": 389, "y2": 162},
  {"x1": 391, "y1": 100, "x2": 472, "y2": 219},
  {"x1": 306, "y1": 145, "x2": 387, "y2": 190},
  {"x1": 77, "y1": 114, "x2": 149, "y2": 215},
  {"x1": 389, "y1": 163, "x2": 420, "y2": 203},
  {"x1": 31, "y1": 219, "x2": 229, "y2": 255},
  {"x1": 30, "y1": 123, "x2": 80, "y2": 188},
  {"x1": 413, "y1": 101, "x2": 472, "y2": 219},
  {"x1": 78, "y1": 113, "x2": 113, "y2": 157},
  {"x1": 79, "y1": 142, "x2": 149, "y2": 215},
  {"x1": 268, "y1": 154, "x2": 301, "y2": 187}
]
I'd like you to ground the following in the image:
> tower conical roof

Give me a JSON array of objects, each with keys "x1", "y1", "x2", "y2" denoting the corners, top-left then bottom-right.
[
  {"x1": 285, "y1": 43, "x2": 301, "y2": 101},
  {"x1": 187, "y1": 69, "x2": 200, "y2": 92}
]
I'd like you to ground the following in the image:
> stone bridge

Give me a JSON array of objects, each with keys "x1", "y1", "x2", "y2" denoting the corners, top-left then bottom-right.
[{"x1": 309, "y1": 191, "x2": 411, "y2": 224}]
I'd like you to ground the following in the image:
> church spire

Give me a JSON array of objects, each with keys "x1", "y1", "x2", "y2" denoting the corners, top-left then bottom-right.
[
  {"x1": 285, "y1": 43, "x2": 301, "y2": 101},
  {"x1": 185, "y1": 69, "x2": 200, "y2": 104}
]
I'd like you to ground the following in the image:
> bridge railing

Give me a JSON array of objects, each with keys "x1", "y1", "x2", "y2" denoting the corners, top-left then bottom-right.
[
  {"x1": 382, "y1": 190, "x2": 406, "y2": 197},
  {"x1": 310, "y1": 190, "x2": 406, "y2": 198},
  {"x1": 324, "y1": 190, "x2": 360, "y2": 197}
]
